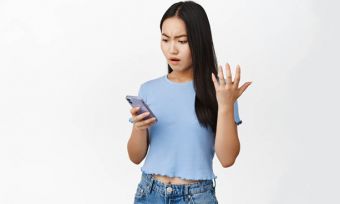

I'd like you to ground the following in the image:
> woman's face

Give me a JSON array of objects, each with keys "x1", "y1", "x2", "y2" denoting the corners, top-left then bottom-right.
[{"x1": 160, "y1": 17, "x2": 192, "y2": 73}]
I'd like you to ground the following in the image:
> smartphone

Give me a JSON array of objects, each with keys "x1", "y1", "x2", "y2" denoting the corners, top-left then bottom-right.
[{"x1": 126, "y1": 95, "x2": 158, "y2": 122}]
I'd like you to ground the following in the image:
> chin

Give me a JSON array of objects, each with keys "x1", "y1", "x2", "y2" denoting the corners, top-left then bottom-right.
[{"x1": 169, "y1": 65, "x2": 189, "y2": 72}]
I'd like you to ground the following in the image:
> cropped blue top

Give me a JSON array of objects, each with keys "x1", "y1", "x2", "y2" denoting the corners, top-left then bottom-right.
[{"x1": 137, "y1": 74, "x2": 242, "y2": 180}]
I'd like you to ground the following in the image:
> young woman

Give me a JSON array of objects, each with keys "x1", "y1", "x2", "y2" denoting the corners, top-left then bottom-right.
[{"x1": 127, "y1": 1, "x2": 252, "y2": 203}]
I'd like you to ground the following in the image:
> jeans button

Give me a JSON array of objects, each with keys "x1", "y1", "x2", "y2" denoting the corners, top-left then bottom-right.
[{"x1": 166, "y1": 187, "x2": 173, "y2": 193}]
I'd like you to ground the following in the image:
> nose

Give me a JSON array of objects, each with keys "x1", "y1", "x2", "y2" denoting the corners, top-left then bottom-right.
[{"x1": 168, "y1": 41, "x2": 178, "y2": 54}]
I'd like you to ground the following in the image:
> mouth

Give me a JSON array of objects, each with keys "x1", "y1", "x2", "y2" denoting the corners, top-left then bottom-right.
[{"x1": 169, "y1": 57, "x2": 180, "y2": 63}]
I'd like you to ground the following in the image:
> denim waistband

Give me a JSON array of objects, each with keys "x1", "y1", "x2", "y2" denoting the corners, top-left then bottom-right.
[{"x1": 139, "y1": 172, "x2": 216, "y2": 196}]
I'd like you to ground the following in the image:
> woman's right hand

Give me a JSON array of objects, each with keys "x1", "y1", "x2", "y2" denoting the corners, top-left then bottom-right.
[{"x1": 130, "y1": 107, "x2": 157, "y2": 130}]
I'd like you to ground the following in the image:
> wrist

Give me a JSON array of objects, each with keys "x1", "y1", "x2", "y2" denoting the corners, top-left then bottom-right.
[
  {"x1": 218, "y1": 104, "x2": 234, "y2": 113},
  {"x1": 133, "y1": 124, "x2": 145, "y2": 132}
]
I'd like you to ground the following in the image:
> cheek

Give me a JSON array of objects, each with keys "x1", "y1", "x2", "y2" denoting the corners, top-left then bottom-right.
[
  {"x1": 160, "y1": 43, "x2": 167, "y2": 55},
  {"x1": 183, "y1": 46, "x2": 192, "y2": 61}
]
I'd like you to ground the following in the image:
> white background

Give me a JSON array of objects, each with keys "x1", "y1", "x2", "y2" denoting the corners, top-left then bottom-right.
[{"x1": 1, "y1": 0, "x2": 339, "y2": 203}]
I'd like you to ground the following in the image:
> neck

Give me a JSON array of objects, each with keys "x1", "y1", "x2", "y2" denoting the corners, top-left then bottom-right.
[{"x1": 168, "y1": 69, "x2": 193, "y2": 83}]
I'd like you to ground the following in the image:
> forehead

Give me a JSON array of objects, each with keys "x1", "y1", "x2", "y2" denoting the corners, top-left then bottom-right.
[{"x1": 161, "y1": 17, "x2": 187, "y2": 36}]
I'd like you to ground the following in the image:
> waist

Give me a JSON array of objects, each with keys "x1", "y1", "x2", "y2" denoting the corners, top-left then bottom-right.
[
  {"x1": 140, "y1": 172, "x2": 215, "y2": 196},
  {"x1": 152, "y1": 174, "x2": 201, "y2": 184}
]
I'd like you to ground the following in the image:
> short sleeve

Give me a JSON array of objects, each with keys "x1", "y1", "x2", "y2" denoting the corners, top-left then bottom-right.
[{"x1": 233, "y1": 100, "x2": 243, "y2": 126}]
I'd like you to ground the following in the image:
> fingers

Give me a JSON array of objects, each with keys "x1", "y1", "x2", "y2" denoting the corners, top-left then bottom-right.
[
  {"x1": 212, "y1": 63, "x2": 248, "y2": 94},
  {"x1": 234, "y1": 65, "x2": 241, "y2": 88},
  {"x1": 211, "y1": 72, "x2": 219, "y2": 89},
  {"x1": 225, "y1": 63, "x2": 232, "y2": 85},
  {"x1": 135, "y1": 116, "x2": 157, "y2": 128},
  {"x1": 216, "y1": 63, "x2": 234, "y2": 86},
  {"x1": 217, "y1": 65, "x2": 225, "y2": 85},
  {"x1": 133, "y1": 111, "x2": 150, "y2": 122},
  {"x1": 130, "y1": 106, "x2": 140, "y2": 115},
  {"x1": 212, "y1": 64, "x2": 235, "y2": 87},
  {"x1": 130, "y1": 106, "x2": 156, "y2": 126}
]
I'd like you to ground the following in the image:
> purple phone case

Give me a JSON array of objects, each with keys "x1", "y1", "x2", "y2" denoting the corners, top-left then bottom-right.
[{"x1": 126, "y1": 95, "x2": 157, "y2": 122}]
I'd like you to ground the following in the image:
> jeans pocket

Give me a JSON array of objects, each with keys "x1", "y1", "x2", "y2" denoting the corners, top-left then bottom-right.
[
  {"x1": 208, "y1": 189, "x2": 218, "y2": 204},
  {"x1": 190, "y1": 189, "x2": 217, "y2": 204},
  {"x1": 134, "y1": 183, "x2": 147, "y2": 199}
]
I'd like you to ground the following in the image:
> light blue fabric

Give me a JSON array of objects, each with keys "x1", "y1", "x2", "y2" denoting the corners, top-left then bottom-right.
[{"x1": 137, "y1": 74, "x2": 242, "y2": 180}]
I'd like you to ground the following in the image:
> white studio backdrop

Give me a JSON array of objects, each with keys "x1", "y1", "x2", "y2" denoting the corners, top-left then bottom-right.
[{"x1": 0, "y1": 0, "x2": 339, "y2": 203}]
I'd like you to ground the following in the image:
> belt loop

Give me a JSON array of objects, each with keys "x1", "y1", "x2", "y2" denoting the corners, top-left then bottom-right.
[
  {"x1": 143, "y1": 174, "x2": 153, "y2": 195},
  {"x1": 213, "y1": 178, "x2": 216, "y2": 188},
  {"x1": 151, "y1": 175, "x2": 155, "y2": 187},
  {"x1": 184, "y1": 184, "x2": 189, "y2": 195},
  {"x1": 149, "y1": 174, "x2": 155, "y2": 191}
]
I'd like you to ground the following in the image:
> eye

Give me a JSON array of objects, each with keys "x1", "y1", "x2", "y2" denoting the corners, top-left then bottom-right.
[
  {"x1": 162, "y1": 39, "x2": 168, "y2": 42},
  {"x1": 179, "y1": 40, "x2": 187, "y2": 44}
]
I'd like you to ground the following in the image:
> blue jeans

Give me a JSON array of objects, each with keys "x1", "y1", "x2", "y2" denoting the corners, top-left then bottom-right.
[{"x1": 134, "y1": 172, "x2": 218, "y2": 203}]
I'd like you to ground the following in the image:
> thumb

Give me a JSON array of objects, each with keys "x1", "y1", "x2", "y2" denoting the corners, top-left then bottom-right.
[
  {"x1": 238, "y1": 82, "x2": 252, "y2": 96},
  {"x1": 130, "y1": 106, "x2": 140, "y2": 114}
]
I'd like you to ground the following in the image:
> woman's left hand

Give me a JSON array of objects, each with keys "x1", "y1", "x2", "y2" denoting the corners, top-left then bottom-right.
[{"x1": 211, "y1": 63, "x2": 252, "y2": 109}]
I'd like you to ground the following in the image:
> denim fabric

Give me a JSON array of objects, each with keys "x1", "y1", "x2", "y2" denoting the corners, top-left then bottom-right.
[{"x1": 134, "y1": 172, "x2": 218, "y2": 204}]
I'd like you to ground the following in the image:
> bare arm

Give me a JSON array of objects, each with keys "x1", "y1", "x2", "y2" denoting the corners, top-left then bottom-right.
[
  {"x1": 214, "y1": 106, "x2": 240, "y2": 168},
  {"x1": 211, "y1": 63, "x2": 251, "y2": 168},
  {"x1": 126, "y1": 107, "x2": 156, "y2": 165},
  {"x1": 127, "y1": 125, "x2": 149, "y2": 164}
]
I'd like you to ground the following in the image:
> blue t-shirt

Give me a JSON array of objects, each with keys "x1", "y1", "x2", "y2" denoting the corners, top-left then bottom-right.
[{"x1": 137, "y1": 74, "x2": 242, "y2": 180}]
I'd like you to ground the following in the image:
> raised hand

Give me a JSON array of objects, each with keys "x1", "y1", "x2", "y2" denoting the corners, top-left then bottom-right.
[{"x1": 211, "y1": 63, "x2": 252, "y2": 109}]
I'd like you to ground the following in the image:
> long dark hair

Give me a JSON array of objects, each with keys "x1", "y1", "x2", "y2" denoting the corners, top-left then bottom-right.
[{"x1": 160, "y1": 1, "x2": 219, "y2": 134}]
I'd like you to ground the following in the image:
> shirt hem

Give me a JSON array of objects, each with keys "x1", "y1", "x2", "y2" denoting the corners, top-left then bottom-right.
[{"x1": 140, "y1": 168, "x2": 217, "y2": 181}]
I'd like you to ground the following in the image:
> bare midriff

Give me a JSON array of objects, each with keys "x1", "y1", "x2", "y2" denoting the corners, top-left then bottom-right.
[{"x1": 152, "y1": 174, "x2": 201, "y2": 185}]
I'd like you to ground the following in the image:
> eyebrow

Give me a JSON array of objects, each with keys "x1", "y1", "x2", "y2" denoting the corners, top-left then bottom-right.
[{"x1": 162, "y1": 33, "x2": 187, "y2": 39}]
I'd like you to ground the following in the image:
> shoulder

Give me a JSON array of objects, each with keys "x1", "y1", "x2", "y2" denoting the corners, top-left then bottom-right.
[{"x1": 140, "y1": 75, "x2": 165, "y2": 90}]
